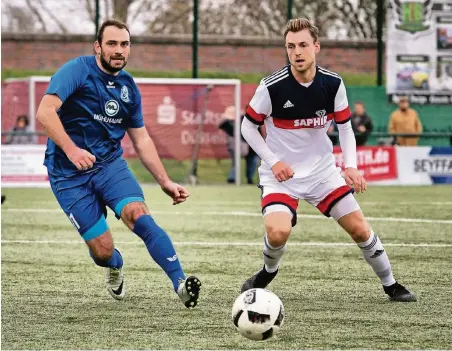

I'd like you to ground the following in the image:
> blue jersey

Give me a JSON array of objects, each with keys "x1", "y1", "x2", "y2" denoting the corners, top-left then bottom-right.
[{"x1": 43, "y1": 55, "x2": 144, "y2": 176}]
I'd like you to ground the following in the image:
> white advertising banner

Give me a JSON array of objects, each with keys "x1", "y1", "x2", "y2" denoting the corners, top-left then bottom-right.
[
  {"x1": 396, "y1": 146, "x2": 452, "y2": 185},
  {"x1": 1, "y1": 145, "x2": 451, "y2": 187},
  {"x1": 386, "y1": 0, "x2": 452, "y2": 104},
  {"x1": 1, "y1": 145, "x2": 49, "y2": 188}
]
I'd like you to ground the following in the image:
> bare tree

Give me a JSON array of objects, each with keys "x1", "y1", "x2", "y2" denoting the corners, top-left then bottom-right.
[
  {"x1": 2, "y1": 0, "x2": 379, "y2": 39},
  {"x1": 143, "y1": 0, "x2": 192, "y2": 34},
  {"x1": 334, "y1": 0, "x2": 378, "y2": 39},
  {"x1": 1, "y1": 4, "x2": 36, "y2": 33},
  {"x1": 112, "y1": 0, "x2": 135, "y2": 23}
]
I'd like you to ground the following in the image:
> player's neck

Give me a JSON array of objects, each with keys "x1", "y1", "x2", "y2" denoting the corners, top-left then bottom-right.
[{"x1": 290, "y1": 64, "x2": 316, "y2": 84}]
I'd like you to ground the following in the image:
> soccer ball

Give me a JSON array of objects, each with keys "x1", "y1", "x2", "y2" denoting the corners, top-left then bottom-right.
[{"x1": 231, "y1": 288, "x2": 285, "y2": 341}]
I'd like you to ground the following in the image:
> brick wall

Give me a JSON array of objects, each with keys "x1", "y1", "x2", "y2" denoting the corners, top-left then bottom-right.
[{"x1": 1, "y1": 33, "x2": 379, "y2": 74}]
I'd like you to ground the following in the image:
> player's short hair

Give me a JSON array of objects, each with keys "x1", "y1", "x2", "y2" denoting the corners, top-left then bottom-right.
[
  {"x1": 97, "y1": 19, "x2": 130, "y2": 44},
  {"x1": 283, "y1": 18, "x2": 319, "y2": 43}
]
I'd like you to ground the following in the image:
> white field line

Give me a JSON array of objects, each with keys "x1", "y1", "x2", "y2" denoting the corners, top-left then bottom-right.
[
  {"x1": 8, "y1": 201, "x2": 452, "y2": 206},
  {"x1": 2, "y1": 208, "x2": 452, "y2": 224},
  {"x1": 1, "y1": 240, "x2": 451, "y2": 248}
]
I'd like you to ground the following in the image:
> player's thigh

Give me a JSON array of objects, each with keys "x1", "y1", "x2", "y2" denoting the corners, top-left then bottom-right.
[
  {"x1": 49, "y1": 173, "x2": 110, "y2": 243},
  {"x1": 93, "y1": 157, "x2": 145, "y2": 220},
  {"x1": 259, "y1": 174, "x2": 299, "y2": 240},
  {"x1": 336, "y1": 203, "x2": 370, "y2": 242},
  {"x1": 305, "y1": 168, "x2": 355, "y2": 218}
]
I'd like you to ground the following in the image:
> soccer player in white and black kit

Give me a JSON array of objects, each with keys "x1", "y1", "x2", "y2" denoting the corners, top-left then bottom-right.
[{"x1": 240, "y1": 18, "x2": 416, "y2": 302}]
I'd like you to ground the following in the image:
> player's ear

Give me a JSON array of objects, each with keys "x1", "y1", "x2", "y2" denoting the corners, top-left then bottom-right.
[
  {"x1": 314, "y1": 41, "x2": 320, "y2": 54},
  {"x1": 94, "y1": 41, "x2": 101, "y2": 55}
]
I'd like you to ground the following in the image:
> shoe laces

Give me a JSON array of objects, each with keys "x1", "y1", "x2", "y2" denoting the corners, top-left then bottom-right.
[{"x1": 107, "y1": 268, "x2": 122, "y2": 284}]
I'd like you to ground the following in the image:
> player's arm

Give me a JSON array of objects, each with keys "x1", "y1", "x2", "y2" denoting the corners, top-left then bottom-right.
[
  {"x1": 333, "y1": 80, "x2": 366, "y2": 193},
  {"x1": 127, "y1": 127, "x2": 189, "y2": 205},
  {"x1": 127, "y1": 126, "x2": 170, "y2": 185},
  {"x1": 241, "y1": 83, "x2": 293, "y2": 182},
  {"x1": 36, "y1": 60, "x2": 95, "y2": 170}
]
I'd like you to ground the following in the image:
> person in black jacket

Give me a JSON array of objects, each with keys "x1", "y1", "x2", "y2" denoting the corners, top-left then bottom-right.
[
  {"x1": 218, "y1": 105, "x2": 260, "y2": 184},
  {"x1": 351, "y1": 101, "x2": 373, "y2": 146}
]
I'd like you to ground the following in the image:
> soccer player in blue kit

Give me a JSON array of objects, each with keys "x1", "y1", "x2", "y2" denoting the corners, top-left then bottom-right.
[{"x1": 36, "y1": 19, "x2": 201, "y2": 308}]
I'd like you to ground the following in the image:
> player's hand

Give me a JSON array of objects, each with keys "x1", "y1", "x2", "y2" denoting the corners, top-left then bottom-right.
[
  {"x1": 343, "y1": 167, "x2": 367, "y2": 193},
  {"x1": 67, "y1": 146, "x2": 96, "y2": 170},
  {"x1": 271, "y1": 161, "x2": 294, "y2": 182},
  {"x1": 161, "y1": 180, "x2": 190, "y2": 205}
]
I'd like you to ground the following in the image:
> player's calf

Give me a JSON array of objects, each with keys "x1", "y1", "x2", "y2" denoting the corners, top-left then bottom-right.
[
  {"x1": 86, "y1": 230, "x2": 125, "y2": 300},
  {"x1": 121, "y1": 201, "x2": 201, "y2": 306},
  {"x1": 241, "y1": 210, "x2": 291, "y2": 293}
]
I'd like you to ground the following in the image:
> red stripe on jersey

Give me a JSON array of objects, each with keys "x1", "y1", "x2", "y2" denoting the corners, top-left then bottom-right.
[
  {"x1": 334, "y1": 106, "x2": 351, "y2": 123},
  {"x1": 317, "y1": 185, "x2": 352, "y2": 215},
  {"x1": 262, "y1": 193, "x2": 299, "y2": 211},
  {"x1": 246, "y1": 106, "x2": 266, "y2": 123},
  {"x1": 272, "y1": 113, "x2": 334, "y2": 129}
]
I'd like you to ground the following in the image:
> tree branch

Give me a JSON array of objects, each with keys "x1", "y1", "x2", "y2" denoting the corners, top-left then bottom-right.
[{"x1": 24, "y1": 0, "x2": 47, "y2": 33}]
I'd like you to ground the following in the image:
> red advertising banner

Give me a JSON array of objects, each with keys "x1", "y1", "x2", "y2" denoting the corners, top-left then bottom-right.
[
  {"x1": 333, "y1": 146, "x2": 398, "y2": 181},
  {"x1": 2, "y1": 80, "x2": 260, "y2": 160}
]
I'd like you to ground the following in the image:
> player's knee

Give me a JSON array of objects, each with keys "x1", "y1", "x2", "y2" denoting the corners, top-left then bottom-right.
[
  {"x1": 266, "y1": 224, "x2": 291, "y2": 247},
  {"x1": 347, "y1": 217, "x2": 371, "y2": 242},
  {"x1": 122, "y1": 202, "x2": 149, "y2": 227},
  {"x1": 91, "y1": 241, "x2": 114, "y2": 261}
]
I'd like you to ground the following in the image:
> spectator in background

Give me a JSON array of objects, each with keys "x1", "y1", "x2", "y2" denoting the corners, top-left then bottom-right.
[
  {"x1": 351, "y1": 101, "x2": 373, "y2": 146},
  {"x1": 6, "y1": 115, "x2": 33, "y2": 144},
  {"x1": 327, "y1": 120, "x2": 338, "y2": 145},
  {"x1": 388, "y1": 96, "x2": 423, "y2": 146},
  {"x1": 218, "y1": 105, "x2": 260, "y2": 184}
]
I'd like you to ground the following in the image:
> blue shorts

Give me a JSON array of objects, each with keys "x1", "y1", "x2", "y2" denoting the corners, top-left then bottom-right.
[{"x1": 49, "y1": 157, "x2": 144, "y2": 241}]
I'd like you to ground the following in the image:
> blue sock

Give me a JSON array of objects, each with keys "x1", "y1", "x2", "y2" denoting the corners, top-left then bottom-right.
[
  {"x1": 89, "y1": 248, "x2": 123, "y2": 269},
  {"x1": 133, "y1": 215, "x2": 185, "y2": 291}
]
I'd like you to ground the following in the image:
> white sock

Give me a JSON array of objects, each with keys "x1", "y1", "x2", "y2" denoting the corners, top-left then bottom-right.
[
  {"x1": 263, "y1": 233, "x2": 287, "y2": 273},
  {"x1": 357, "y1": 231, "x2": 396, "y2": 287}
]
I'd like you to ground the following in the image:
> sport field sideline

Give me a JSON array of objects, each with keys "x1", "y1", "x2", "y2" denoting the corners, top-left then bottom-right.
[{"x1": 1, "y1": 185, "x2": 452, "y2": 350}]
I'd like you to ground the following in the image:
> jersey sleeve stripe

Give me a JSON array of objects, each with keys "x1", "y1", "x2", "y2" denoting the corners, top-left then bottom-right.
[
  {"x1": 265, "y1": 74, "x2": 289, "y2": 87},
  {"x1": 334, "y1": 106, "x2": 351, "y2": 123},
  {"x1": 318, "y1": 67, "x2": 340, "y2": 77},
  {"x1": 246, "y1": 106, "x2": 265, "y2": 125},
  {"x1": 263, "y1": 66, "x2": 289, "y2": 83},
  {"x1": 264, "y1": 71, "x2": 288, "y2": 85}
]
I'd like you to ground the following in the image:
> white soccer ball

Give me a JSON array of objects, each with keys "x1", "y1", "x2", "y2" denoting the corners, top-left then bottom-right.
[{"x1": 231, "y1": 288, "x2": 285, "y2": 341}]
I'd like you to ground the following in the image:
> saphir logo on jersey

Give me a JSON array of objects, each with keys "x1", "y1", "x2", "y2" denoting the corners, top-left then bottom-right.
[
  {"x1": 315, "y1": 109, "x2": 326, "y2": 118},
  {"x1": 291, "y1": 112, "x2": 331, "y2": 129},
  {"x1": 105, "y1": 100, "x2": 119, "y2": 116}
]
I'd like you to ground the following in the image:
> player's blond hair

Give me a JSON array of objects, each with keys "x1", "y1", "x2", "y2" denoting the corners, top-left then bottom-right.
[{"x1": 283, "y1": 18, "x2": 319, "y2": 43}]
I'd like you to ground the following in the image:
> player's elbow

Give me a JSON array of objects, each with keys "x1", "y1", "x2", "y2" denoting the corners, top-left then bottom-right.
[{"x1": 35, "y1": 105, "x2": 50, "y2": 125}]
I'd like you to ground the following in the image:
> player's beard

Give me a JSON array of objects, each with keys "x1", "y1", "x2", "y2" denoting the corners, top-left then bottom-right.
[{"x1": 99, "y1": 49, "x2": 127, "y2": 73}]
